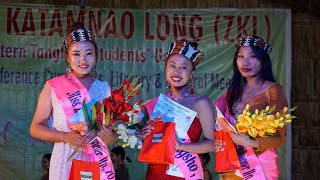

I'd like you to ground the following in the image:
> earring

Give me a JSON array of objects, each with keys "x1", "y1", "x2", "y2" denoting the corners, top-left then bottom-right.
[
  {"x1": 166, "y1": 81, "x2": 171, "y2": 89},
  {"x1": 91, "y1": 68, "x2": 96, "y2": 78},
  {"x1": 189, "y1": 77, "x2": 195, "y2": 94},
  {"x1": 66, "y1": 65, "x2": 72, "y2": 80}
]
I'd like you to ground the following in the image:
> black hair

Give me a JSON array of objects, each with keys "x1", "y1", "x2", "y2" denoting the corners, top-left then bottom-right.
[
  {"x1": 226, "y1": 36, "x2": 276, "y2": 115},
  {"x1": 111, "y1": 146, "x2": 132, "y2": 163},
  {"x1": 42, "y1": 153, "x2": 51, "y2": 161},
  {"x1": 199, "y1": 153, "x2": 210, "y2": 165}
]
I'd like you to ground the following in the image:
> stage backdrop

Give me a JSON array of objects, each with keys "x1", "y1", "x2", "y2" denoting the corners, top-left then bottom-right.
[{"x1": 0, "y1": 3, "x2": 291, "y2": 180}]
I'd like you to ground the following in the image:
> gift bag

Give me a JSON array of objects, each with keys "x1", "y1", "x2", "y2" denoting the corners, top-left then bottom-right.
[
  {"x1": 214, "y1": 130, "x2": 241, "y2": 172},
  {"x1": 69, "y1": 159, "x2": 100, "y2": 180},
  {"x1": 138, "y1": 121, "x2": 176, "y2": 164}
]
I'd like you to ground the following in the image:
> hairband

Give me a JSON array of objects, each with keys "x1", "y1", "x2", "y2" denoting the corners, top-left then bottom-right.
[
  {"x1": 63, "y1": 28, "x2": 95, "y2": 49},
  {"x1": 167, "y1": 40, "x2": 204, "y2": 67},
  {"x1": 238, "y1": 36, "x2": 272, "y2": 53}
]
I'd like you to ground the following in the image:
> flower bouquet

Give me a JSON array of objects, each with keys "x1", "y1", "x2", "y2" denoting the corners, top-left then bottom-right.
[
  {"x1": 67, "y1": 77, "x2": 147, "y2": 161},
  {"x1": 96, "y1": 77, "x2": 148, "y2": 149},
  {"x1": 235, "y1": 104, "x2": 297, "y2": 138}
]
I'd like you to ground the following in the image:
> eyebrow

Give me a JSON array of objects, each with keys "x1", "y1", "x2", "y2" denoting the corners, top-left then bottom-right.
[
  {"x1": 237, "y1": 51, "x2": 255, "y2": 54},
  {"x1": 71, "y1": 49, "x2": 94, "y2": 52}
]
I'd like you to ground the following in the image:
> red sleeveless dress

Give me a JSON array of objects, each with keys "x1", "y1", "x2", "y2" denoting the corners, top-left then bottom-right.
[{"x1": 145, "y1": 117, "x2": 202, "y2": 180}]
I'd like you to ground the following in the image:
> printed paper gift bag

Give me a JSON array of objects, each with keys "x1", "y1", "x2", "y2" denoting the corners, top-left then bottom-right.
[
  {"x1": 214, "y1": 130, "x2": 241, "y2": 172},
  {"x1": 69, "y1": 159, "x2": 100, "y2": 180},
  {"x1": 138, "y1": 121, "x2": 176, "y2": 164}
]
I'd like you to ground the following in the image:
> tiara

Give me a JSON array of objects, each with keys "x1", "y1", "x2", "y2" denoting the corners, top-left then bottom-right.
[
  {"x1": 167, "y1": 40, "x2": 204, "y2": 67},
  {"x1": 238, "y1": 36, "x2": 272, "y2": 53},
  {"x1": 63, "y1": 28, "x2": 95, "y2": 49}
]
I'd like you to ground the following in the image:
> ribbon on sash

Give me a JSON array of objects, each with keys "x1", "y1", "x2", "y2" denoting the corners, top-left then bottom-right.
[
  {"x1": 166, "y1": 136, "x2": 203, "y2": 180},
  {"x1": 48, "y1": 74, "x2": 115, "y2": 180}
]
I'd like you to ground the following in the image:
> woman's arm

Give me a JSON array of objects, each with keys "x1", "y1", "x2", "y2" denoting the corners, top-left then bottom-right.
[
  {"x1": 230, "y1": 84, "x2": 288, "y2": 151},
  {"x1": 176, "y1": 96, "x2": 215, "y2": 153},
  {"x1": 255, "y1": 84, "x2": 288, "y2": 152},
  {"x1": 29, "y1": 83, "x2": 86, "y2": 148}
]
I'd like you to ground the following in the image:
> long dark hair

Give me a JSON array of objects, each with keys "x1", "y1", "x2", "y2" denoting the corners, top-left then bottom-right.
[
  {"x1": 226, "y1": 38, "x2": 276, "y2": 115},
  {"x1": 111, "y1": 146, "x2": 132, "y2": 163}
]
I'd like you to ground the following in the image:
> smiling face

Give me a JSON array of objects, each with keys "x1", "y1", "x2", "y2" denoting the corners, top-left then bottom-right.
[
  {"x1": 236, "y1": 46, "x2": 262, "y2": 79},
  {"x1": 66, "y1": 41, "x2": 97, "y2": 78},
  {"x1": 165, "y1": 54, "x2": 193, "y2": 89}
]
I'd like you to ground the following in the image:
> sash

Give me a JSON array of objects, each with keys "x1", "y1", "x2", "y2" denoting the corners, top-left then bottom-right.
[
  {"x1": 48, "y1": 73, "x2": 91, "y2": 119},
  {"x1": 237, "y1": 146, "x2": 279, "y2": 180},
  {"x1": 215, "y1": 93, "x2": 279, "y2": 180},
  {"x1": 48, "y1": 74, "x2": 115, "y2": 180},
  {"x1": 145, "y1": 94, "x2": 203, "y2": 179},
  {"x1": 166, "y1": 136, "x2": 203, "y2": 180},
  {"x1": 85, "y1": 137, "x2": 116, "y2": 179}
]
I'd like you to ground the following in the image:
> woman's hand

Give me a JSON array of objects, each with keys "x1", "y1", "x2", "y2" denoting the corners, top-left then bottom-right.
[
  {"x1": 98, "y1": 125, "x2": 116, "y2": 146},
  {"x1": 229, "y1": 132, "x2": 258, "y2": 148},
  {"x1": 141, "y1": 122, "x2": 154, "y2": 138},
  {"x1": 64, "y1": 130, "x2": 87, "y2": 149},
  {"x1": 175, "y1": 138, "x2": 183, "y2": 150},
  {"x1": 214, "y1": 139, "x2": 225, "y2": 152}
]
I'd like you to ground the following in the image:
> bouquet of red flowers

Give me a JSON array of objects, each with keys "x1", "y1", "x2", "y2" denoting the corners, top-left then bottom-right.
[
  {"x1": 95, "y1": 77, "x2": 148, "y2": 148},
  {"x1": 67, "y1": 77, "x2": 147, "y2": 160}
]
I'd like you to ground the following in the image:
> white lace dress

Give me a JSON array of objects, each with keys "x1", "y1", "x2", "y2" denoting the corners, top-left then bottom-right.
[{"x1": 49, "y1": 80, "x2": 110, "y2": 180}]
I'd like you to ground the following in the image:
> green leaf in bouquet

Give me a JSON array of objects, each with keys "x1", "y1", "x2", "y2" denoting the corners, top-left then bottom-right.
[
  {"x1": 100, "y1": 101, "x2": 105, "y2": 114},
  {"x1": 290, "y1": 106, "x2": 298, "y2": 112},
  {"x1": 131, "y1": 76, "x2": 139, "y2": 86},
  {"x1": 104, "y1": 112, "x2": 110, "y2": 125},
  {"x1": 132, "y1": 83, "x2": 142, "y2": 92},
  {"x1": 91, "y1": 103, "x2": 97, "y2": 121},
  {"x1": 82, "y1": 99, "x2": 91, "y2": 126},
  {"x1": 140, "y1": 99, "x2": 151, "y2": 106},
  {"x1": 91, "y1": 102, "x2": 98, "y2": 130},
  {"x1": 269, "y1": 105, "x2": 276, "y2": 113}
]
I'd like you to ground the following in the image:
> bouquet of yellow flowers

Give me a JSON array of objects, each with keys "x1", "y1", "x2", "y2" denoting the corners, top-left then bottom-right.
[{"x1": 235, "y1": 104, "x2": 297, "y2": 138}]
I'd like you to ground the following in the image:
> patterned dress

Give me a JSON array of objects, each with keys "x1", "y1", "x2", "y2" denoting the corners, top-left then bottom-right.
[{"x1": 48, "y1": 79, "x2": 110, "y2": 180}]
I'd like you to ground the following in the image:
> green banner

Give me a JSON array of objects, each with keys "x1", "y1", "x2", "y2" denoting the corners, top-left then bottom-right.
[{"x1": 0, "y1": 3, "x2": 291, "y2": 180}]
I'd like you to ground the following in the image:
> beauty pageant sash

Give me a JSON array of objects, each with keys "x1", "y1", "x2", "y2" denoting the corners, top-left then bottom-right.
[
  {"x1": 166, "y1": 136, "x2": 203, "y2": 180},
  {"x1": 48, "y1": 73, "x2": 91, "y2": 119},
  {"x1": 237, "y1": 146, "x2": 279, "y2": 180},
  {"x1": 48, "y1": 74, "x2": 115, "y2": 180}
]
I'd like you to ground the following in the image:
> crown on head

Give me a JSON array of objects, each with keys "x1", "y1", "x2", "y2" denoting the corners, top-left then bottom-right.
[
  {"x1": 238, "y1": 36, "x2": 272, "y2": 53},
  {"x1": 167, "y1": 40, "x2": 204, "y2": 67},
  {"x1": 63, "y1": 27, "x2": 95, "y2": 49}
]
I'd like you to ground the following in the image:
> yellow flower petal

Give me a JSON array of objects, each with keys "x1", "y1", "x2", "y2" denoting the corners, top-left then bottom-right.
[
  {"x1": 266, "y1": 106, "x2": 270, "y2": 111},
  {"x1": 236, "y1": 123, "x2": 249, "y2": 133},
  {"x1": 248, "y1": 127, "x2": 257, "y2": 138}
]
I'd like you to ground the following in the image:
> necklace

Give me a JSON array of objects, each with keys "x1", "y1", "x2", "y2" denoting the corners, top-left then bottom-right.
[{"x1": 170, "y1": 91, "x2": 189, "y2": 103}]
